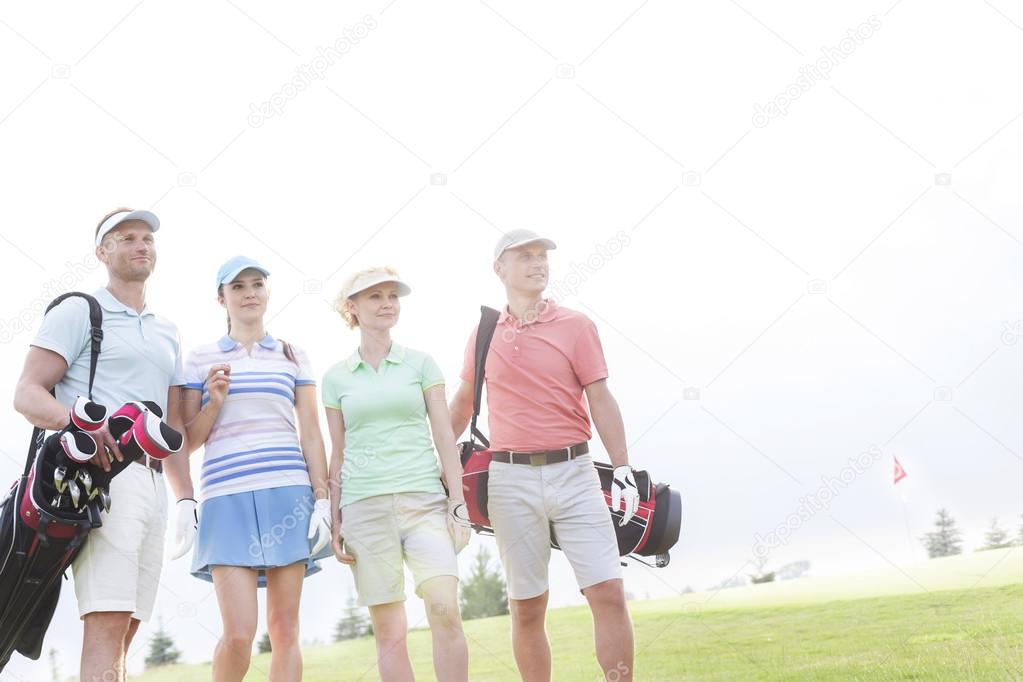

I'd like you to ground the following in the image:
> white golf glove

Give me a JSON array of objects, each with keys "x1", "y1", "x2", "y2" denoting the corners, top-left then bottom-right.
[
  {"x1": 447, "y1": 499, "x2": 471, "y2": 553},
  {"x1": 170, "y1": 498, "x2": 199, "y2": 560},
  {"x1": 308, "y1": 499, "x2": 332, "y2": 556},
  {"x1": 610, "y1": 466, "x2": 640, "y2": 526}
]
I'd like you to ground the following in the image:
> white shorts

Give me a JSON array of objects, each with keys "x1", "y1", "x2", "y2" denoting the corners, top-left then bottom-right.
[
  {"x1": 341, "y1": 491, "x2": 458, "y2": 607},
  {"x1": 72, "y1": 462, "x2": 168, "y2": 621},
  {"x1": 488, "y1": 454, "x2": 622, "y2": 600}
]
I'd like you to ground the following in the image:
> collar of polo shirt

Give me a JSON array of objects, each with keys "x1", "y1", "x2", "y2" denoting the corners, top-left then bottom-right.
[
  {"x1": 95, "y1": 287, "x2": 154, "y2": 317},
  {"x1": 346, "y1": 343, "x2": 407, "y2": 371},
  {"x1": 217, "y1": 333, "x2": 277, "y2": 352},
  {"x1": 499, "y1": 299, "x2": 559, "y2": 326}
]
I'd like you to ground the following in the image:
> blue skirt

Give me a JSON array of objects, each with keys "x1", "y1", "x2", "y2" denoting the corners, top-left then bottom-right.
[{"x1": 191, "y1": 484, "x2": 333, "y2": 587}]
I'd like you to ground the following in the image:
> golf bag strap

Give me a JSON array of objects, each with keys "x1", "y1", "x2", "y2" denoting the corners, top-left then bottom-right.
[
  {"x1": 469, "y1": 306, "x2": 500, "y2": 449},
  {"x1": 24, "y1": 293, "x2": 104, "y2": 477}
]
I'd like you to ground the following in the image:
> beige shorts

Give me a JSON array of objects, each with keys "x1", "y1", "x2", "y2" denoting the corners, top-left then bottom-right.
[
  {"x1": 341, "y1": 491, "x2": 458, "y2": 607},
  {"x1": 72, "y1": 462, "x2": 168, "y2": 621},
  {"x1": 488, "y1": 454, "x2": 622, "y2": 600}
]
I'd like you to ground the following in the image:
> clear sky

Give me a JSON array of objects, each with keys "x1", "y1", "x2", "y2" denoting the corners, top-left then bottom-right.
[{"x1": 1, "y1": 0, "x2": 1021, "y2": 678}]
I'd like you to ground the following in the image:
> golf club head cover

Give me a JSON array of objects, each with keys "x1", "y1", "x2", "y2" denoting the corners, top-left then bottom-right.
[
  {"x1": 84, "y1": 401, "x2": 173, "y2": 491},
  {"x1": 120, "y1": 409, "x2": 183, "y2": 460},
  {"x1": 69, "y1": 396, "x2": 107, "y2": 432},
  {"x1": 59, "y1": 429, "x2": 98, "y2": 464},
  {"x1": 107, "y1": 400, "x2": 164, "y2": 441}
]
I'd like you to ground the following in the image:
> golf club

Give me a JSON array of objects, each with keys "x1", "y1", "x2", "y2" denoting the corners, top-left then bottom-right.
[
  {"x1": 67, "y1": 480, "x2": 81, "y2": 509},
  {"x1": 53, "y1": 466, "x2": 67, "y2": 494},
  {"x1": 77, "y1": 469, "x2": 93, "y2": 498}
]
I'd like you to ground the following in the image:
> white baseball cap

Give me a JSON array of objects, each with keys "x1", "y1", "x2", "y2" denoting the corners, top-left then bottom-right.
[
  {"x1": 345, "y1": 270, "x2": 412, "y2": 298},
  {"x1": 494, "y1": 229, "x2": 557, "y2": 260},
  {"x1": 95, "y1": 209, "x2": 160, "y2": 247}
]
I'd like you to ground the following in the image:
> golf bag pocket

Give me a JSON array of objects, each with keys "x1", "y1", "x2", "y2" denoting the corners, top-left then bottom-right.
[{"x1": 459, "y1": 440, "x2": 493, "y2": 531}]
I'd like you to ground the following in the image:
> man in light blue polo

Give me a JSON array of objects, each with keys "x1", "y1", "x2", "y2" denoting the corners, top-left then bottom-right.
[{"x1": 14, "y1": 208, "x2": 192, "y2": 682}]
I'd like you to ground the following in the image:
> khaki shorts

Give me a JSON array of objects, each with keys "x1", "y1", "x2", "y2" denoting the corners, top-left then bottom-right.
[
  {"x1": 341, "y1": 491, "x2": 458, "y2": 607},
  {"x1": 488, "y1": 454, "x2": 622, "y2": 600},
  {"x1": 72, "y1": 462, "x2": 168, "y2": 621}
]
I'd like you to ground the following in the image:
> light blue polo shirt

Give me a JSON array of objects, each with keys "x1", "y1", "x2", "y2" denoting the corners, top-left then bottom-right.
[
  {"x1": 31, "y1": 287, "x2": 185, "y2": 416},
  {"x1": 321, "y1": 343, "x2": 446, "y2": 506}
]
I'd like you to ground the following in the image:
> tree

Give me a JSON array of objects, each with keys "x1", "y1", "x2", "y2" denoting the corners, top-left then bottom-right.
[
  {"x1": 47, "y1": 647, "x2": 60, "y2": 682},
  {"x1": 257, "y1": 631, "x2": 272, "y2": 653},
  {"x1": 144, "y1": 620, "x2": 181, "y2": 668},
  {"x1": 981, "y1": 518, "x2": 1012, "y2": 551},
  {"x1": 920, "y1": 508, "x2": 963, "y2": 558},
  {"x1": 459, "y1": 545, "x2": 509, "y2": 620},
  {"x1": 334, "y1": 595, "x2": 370, "y2": 641},
  {"x1": 776, "y1": 560, "x2": 811, "y2": 581},
  {"x1": 709, "y1": 574, "x2": 747, "y2": 591},
  {"x1": 749, "y1": 555, "x2": 775, "y2": 584}
]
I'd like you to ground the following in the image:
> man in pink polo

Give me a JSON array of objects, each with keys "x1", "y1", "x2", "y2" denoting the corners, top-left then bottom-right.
[{"x1": 450, "y1": 229, "x2": 639, "y2": 682}]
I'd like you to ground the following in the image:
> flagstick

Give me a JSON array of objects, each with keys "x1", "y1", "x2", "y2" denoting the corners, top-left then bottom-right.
[{"x1": 898, "y1": 487, "x2": 914, "y2": 554}]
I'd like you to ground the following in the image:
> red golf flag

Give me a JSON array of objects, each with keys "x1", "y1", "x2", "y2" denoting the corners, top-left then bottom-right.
[{"x1": 893, "y1": 455, "x2": 907, "y2": 484}]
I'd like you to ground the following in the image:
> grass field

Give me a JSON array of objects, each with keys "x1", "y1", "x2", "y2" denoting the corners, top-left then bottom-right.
[{"x1": 136, "y1": 548, "x2": 1023, "y2": 681}]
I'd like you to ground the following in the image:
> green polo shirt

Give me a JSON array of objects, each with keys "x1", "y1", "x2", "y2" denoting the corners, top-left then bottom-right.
[{"x1": 322, "y1": 343, "x2": 446, "y2": 506}]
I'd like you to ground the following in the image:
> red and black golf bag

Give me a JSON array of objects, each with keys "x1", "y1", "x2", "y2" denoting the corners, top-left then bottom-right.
[
  {"x1": 0, "y1": 293, "x2": 105, "y2": 671},
  {"x1": 458, "y1": 306, "x2": 682, "y2": 567}
]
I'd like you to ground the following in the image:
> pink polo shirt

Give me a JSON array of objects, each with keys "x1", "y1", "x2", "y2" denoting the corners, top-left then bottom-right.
[{"x1": 460, "y1": 300, "x2": 608, "y2": 451}]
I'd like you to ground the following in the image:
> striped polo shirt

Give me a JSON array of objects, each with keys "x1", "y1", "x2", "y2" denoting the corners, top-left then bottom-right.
[{"x1": 184, "y1": 333, "x2": 315, "y2": 500}]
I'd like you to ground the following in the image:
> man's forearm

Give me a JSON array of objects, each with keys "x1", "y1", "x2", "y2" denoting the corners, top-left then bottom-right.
[
  {"x1": 164, "y1": 451, "x2": 194, "y2": 501},
  {"x1": 450, "y1": 401, "x2": 472, "y2": 441},
  {"x1": 14, "y1": 384, "x2": 70, "y2": 431},
  {"x1": 590, "y1": 394, "x2": 629, "y2": 467}
]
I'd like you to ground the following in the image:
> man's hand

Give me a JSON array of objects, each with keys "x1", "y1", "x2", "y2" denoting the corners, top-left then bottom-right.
[
  {"x1": 447, "y1": 499, "x2": 471, "y2": 553},
  {"x1": 610, "y1": 466, "x2": 640, "y2": 526},
  {"x1": 87, "y1": 422, "x2": 122, "y2": 473},
  {"x1": 170, "y1": 498, "x2": 199, "y2": 559},
  {"x1": 307, "y1": 498, "x2": 332, "y2": 556}
]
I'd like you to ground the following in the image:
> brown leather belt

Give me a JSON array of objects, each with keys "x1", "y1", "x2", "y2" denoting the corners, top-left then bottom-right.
[
  {"x1": 490, "y1": 442, "x2": 589, "y2": 466},
  {"x1": 140, "y1": 456, "x2": 162, "y2": 474}
]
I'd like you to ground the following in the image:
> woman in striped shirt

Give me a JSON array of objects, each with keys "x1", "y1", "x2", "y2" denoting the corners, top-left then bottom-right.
[{"x1": 176, "y1": 256, "x2": 332, "y2": 682}]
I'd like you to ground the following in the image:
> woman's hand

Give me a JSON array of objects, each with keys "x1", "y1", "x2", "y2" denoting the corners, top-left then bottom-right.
[
  {"x1": 206, "y1": 364, "x2": 231, "y2": 406},
  {"x1": 447, "y1": 499, "x2": 471, "y2": 553}
]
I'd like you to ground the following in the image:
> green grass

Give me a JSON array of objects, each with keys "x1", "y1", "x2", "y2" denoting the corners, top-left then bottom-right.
[{"x1": 137, "y1": 549, "x2": 1023, "y2": 680}]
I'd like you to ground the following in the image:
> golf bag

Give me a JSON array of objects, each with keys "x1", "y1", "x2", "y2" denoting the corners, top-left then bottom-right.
[
  {"x1": 0, "y1": 292, "x2": 105, "y2": 671},
  {"x1": 458, "y1": 306, "x2": 682, "y2": 567}
]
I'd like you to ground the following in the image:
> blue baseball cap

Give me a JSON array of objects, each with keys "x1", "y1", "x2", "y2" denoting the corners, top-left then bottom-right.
[{"x1": 215, "y1": 256, "x2": 271, "y2": 290}]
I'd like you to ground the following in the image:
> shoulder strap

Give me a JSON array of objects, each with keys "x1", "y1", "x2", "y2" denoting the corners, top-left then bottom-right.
[
  {"x1": 469, "y1": 306, "x2": 500, "y2": 449},
  {"x1": 25, "y1": 293, "x2": 103, "y2": 476},
  {"x1": 44, "y1": 293, "x2": 103, "y2": 400}
]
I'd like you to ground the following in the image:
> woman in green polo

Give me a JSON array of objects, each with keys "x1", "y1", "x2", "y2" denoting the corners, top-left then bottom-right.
[{"x1": 322, "y1": 265, "x2": 471, "y2": 681}]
